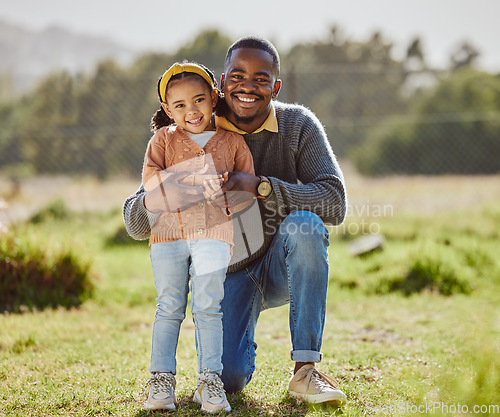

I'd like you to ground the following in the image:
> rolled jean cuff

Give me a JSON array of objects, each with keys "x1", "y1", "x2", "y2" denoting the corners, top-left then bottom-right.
[{"x1": 290, "y1": 350, "x2": 323, "y2": 363}]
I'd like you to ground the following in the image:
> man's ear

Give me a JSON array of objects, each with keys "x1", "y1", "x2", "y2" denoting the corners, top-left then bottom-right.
[
  {"x1": 220, "y1": 74, "x2": 225, "y2": 93},
  {"x1": 161, "y1": 102, "x2": 172, "y2": 118},
  {"x1": 272, "y1": 79, "x2": 282, "y2": 98}
]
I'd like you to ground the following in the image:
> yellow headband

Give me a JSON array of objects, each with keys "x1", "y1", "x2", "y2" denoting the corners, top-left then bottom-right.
[{"x1": 159, "y1": 63, "x2": 214, "y2": 103}]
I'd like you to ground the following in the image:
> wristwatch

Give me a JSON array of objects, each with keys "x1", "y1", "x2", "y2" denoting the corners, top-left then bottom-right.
[{"x1": 256, "y1": 176, "x2": 272, "y2": 199}]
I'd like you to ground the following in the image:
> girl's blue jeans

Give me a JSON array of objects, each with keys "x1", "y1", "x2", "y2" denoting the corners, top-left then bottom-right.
[
  {"x1": 220, "y1": 211, "x2": 330, "y2": 392},
  {"x1": 149, "y1": 238, "x2": 231, "y2": 375}
]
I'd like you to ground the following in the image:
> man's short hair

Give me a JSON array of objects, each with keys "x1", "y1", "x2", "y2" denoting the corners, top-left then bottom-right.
[{"x1": 225, "y1": 36, "x2": 280, "y2": 76}]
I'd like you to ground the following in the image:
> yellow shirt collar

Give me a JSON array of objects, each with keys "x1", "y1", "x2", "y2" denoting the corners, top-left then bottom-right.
[{"x1": 215, "y1": 104, "x2": 278, "y2": 134}]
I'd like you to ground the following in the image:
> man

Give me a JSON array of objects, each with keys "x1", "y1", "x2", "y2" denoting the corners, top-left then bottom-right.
[{"x1": 123, "y1": 36, "x2": 348, "y2": 407}]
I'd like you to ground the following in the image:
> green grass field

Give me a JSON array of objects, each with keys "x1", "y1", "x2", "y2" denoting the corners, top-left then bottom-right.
[{"x1": 1, "y1": 174, "x2": 499, "y2": 416}]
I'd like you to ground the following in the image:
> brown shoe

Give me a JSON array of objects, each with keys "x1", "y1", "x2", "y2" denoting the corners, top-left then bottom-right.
[{"x1": 288, "y1": 364, "x2": 346, "y2": 406}]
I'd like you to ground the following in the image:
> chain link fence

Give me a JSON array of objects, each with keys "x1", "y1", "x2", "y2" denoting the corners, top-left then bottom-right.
[{"x1": 1, "y1": 64, "x2": 499, "y2": 181}]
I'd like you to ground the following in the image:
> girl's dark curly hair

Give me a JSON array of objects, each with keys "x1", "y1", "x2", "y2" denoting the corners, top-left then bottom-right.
[{"x1": 150, "y1": 62, "x2": 226, "y2": 132}]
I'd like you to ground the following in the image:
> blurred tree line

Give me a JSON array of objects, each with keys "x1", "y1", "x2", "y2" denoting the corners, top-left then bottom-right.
[{"x1": 0, "y1": 28, "x2": 499, "y2": 179}]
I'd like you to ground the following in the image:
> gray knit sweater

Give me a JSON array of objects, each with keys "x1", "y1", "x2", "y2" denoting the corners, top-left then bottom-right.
[{"x1": 123, "y1": 101, "x2": 347, "y2": 273}]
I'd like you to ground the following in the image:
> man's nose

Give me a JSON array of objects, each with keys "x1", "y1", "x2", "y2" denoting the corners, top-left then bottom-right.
[{"x1": 239, "y1": 79, "x2": 257, "y2": 91}]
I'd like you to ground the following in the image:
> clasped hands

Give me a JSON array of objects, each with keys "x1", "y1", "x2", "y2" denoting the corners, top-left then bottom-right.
[{"x1": 144, "y1": 165, "x2": 260, "y2": 214}]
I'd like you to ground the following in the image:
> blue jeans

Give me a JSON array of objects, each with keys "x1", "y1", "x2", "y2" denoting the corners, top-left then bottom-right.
[
  {"x1": 149, "y1": 238, "x2": 231, "y2": 375},
  {"x1": 220, "y1": 211, "x2": 330, "y2": 392}
]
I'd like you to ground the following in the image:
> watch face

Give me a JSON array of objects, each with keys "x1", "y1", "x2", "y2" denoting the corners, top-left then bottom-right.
[{"x1": 258, "y1": 181, "x2": 272, "y2": 197}]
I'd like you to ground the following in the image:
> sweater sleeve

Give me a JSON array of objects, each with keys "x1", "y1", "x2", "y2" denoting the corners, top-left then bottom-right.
[
  {"x1": 122, "y1": 184, "x2": 158, "y2": 240},
  {"x1": 262, "y1": 106, "x2": 347, "y2": 226},
  {"x1": 142, "y1": 130, "x2": 168, "y2": 192}
]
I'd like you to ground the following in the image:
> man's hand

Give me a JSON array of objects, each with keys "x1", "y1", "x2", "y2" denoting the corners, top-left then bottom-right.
[
  {"x1": 144, "y1": 165, "x2": 222, "y2": 213},
  {"x1": 208, "y1": 171, "x2": 260, "y2": 210},
  {"x1": 222, "y1": 171, "x2": 260, "y2": 195}
]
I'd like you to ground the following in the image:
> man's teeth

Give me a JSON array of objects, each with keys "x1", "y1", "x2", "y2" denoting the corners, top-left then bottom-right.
[{"x1": 239, "y1": 97, "x2": 256, "y2": 103}]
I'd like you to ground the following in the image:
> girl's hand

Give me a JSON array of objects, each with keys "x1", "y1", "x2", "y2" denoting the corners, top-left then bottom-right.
[
  {"x1": 144, "y1": 165, "x2": 221, "y2": 213},
  {"x1": 202, "y1": 176, "x2": 224, "y2": 202}
]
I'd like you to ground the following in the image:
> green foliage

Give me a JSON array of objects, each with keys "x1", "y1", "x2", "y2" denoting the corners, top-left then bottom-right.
[
  {"x1": 1, "y1": 28, "x2": 498, "y2": 179},
  {"x1": 0, "y1": 191, "x2": 499, "y2": 415},
  {"x1": 0, "y1": 103, "x2": 23, "y2": 167},
  {"x1": 105, "y1": 224, "x2": 147, "y2": 247},
  {"x1": 435, "y1": 335, "x2": 500, "y2": 412},
  {"x1": 283, "y1": 29, "x2": 409, "y2": 156},
  {"x1": 352, "y1": 68, "x2": 500, "y2": 175},
  {"x1": 0, "y1": 30, "x2": 233, "y2": 180},
  {"x1": 10, "y1": 334, "x2": 37, "y2": 354},
  {"x1": 174, "y1": 30, "x2": 232, "y2": 74},
  {"x1": 376, "y1": 253, "x2": 473, "y2": 296},
  {"x1": 331, "y1": 203, "x2": 500, "y2": 297},
  {"x1": 0, "y1": 232, "x2": 94, "y2": 313},
  {"x1": 28, "y1": 199, "x2": 70, "y2": 223}
]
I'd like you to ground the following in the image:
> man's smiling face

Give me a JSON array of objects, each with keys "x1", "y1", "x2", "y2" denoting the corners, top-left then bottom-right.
[{"x1": 222, "y1": 47, "x2": 281, "y2": 133}]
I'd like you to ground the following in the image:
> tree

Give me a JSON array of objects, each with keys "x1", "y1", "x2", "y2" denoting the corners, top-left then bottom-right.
[
  {"x1": 350, "y1": 68, "x2": 500, "y2": 175},
  {"x1": 14, "y1": 71, "x2": 77, "y2": 174},
  {"x1": 450, "y1": 41, "x2": 480, "y2": 71},
  {"x1": 2, "y1": 28, "x2": 496, "y2": 179},
  {"x1": 281, "y1": 28, "x2": 409, "y2": 156},
  {"x1": 174, "y1": 30, "x2": 233, "y2": 78}
]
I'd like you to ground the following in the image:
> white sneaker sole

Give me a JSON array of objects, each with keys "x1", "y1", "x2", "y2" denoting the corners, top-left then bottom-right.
[
  {"x1": 193, "y1": 390, "x2": 231, "y2": 413},
  {"x1": 289, "y1": 389, "x2": 347, "y2": 406},
  {"x1": 144, "y1": 400, "x2": 176, "y2": 411}
]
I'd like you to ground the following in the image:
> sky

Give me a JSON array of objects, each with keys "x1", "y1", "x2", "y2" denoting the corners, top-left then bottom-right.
[{"x1": 1, "y1": 0, "x2": 500, "y2": 71}]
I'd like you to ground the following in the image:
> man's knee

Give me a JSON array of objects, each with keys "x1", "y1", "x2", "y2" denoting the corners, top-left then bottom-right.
[
  {"x1": 221, "y1": 365, "x2": 253, "y2": 393},
  {"x1": 279, "y1": 211, "x2": 329, "y2": 249}
]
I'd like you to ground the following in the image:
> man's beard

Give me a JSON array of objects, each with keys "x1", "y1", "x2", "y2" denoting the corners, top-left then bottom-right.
[
  {"x1": 232, "y1": 113, "x2": 256, "y2": 125},
  {"x1": 227, "y1": 92, "x2": 262, "y2": 126}
]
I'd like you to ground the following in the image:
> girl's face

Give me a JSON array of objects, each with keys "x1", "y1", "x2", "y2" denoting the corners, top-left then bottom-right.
[{"x1": 162, "y1": 76, "x2": 217, "y2": 134}]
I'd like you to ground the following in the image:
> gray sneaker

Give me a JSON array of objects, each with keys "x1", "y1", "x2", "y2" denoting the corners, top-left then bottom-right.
[
  {"x1": 288, "y1": 364, "x2": 346, "y2": 407},
  {"x1": 144, "y1": 372, "x2": 176, "y2": 410},
  {"x1": 193, "y1": 369, "x2": 231, "y2": 413}
]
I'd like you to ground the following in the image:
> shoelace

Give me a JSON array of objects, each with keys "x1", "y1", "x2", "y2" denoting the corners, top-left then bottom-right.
[
  {"x1": 310, "y1": 369, "x2": 340, "y2": 391},
  {"x1": 198, "y1": 369, "x2": 225, "y2": 399},
  {"x1": 143, "y1": 373, "x2": 175, "y2": 397}
]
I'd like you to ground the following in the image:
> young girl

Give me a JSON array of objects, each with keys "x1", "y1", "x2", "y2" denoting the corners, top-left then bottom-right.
[{"x1": 141, "y1": 62, "x2": 254, "y2": 413}]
